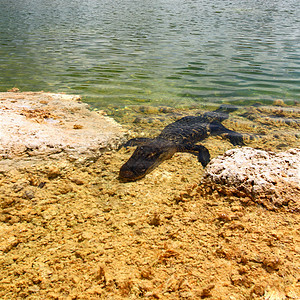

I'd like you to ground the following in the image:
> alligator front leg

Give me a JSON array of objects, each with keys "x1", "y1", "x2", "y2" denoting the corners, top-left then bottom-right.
[{"x1": 181, "y1": 144, "x2": 211, "y2": 167}]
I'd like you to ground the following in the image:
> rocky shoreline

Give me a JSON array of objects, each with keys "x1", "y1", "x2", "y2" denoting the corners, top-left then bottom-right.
[
  {"x1": 0, "y1": 91, "x2": 127, "y2": 170},
  {"x1": 0, "y1": 92, "x2": 299, "y2": 299}
]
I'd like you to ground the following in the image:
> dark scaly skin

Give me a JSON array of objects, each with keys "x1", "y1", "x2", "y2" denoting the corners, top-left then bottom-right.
[{"x1": 119, "y1": 105, "x2": 244, "y2": 181}]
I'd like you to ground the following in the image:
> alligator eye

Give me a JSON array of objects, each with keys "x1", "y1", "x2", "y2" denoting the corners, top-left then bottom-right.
[{"x1": 146, "y1": 152, "x2": 159, "y2": 159}]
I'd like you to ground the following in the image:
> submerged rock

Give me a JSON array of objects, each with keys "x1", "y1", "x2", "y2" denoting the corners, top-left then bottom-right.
[
  {"x1": 0, "y1": 92, "x2": 127, "y2": 169},
  {"x1": 203, "y1": 147, "x2": 300, "y2": 210}
]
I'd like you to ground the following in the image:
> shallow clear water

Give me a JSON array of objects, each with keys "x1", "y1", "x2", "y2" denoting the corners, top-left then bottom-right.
[{"x1": 0, "y1": 0, "x2": 300, "y2": 109}]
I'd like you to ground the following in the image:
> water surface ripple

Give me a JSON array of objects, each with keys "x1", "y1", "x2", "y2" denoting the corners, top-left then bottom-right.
[{"x1": 0, "y1": 0, "x2": 299, "y2": 108}]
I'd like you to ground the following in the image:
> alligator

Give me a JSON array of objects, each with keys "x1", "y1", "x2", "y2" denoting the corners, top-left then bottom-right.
[{"x1": 119, "y1": 105, "x2": 244, "y2": 181}]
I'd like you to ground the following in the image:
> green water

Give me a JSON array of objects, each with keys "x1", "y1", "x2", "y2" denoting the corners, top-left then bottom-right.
[{"x1": 0, "y1": 0, "x2": 299, "y2": 109}]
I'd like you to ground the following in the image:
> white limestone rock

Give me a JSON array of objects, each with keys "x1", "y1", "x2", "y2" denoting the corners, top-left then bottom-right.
[
  {"x1": 203, "y1": 147, "x2": 300, "y2": 210},
  {"x1": 0, "y1": 92, "x2": 127, "y2": 169}
]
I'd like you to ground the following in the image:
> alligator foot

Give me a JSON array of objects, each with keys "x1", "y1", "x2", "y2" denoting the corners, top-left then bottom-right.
[
  {"x1": 227, "y1": 132, "x2": 245, "y2": 146},
  {"x1": 182, "y1": 144, "x2": 211, "y2": 167},
  {"x1": 197, "y1": 145, "x2": 211, "y2": 167}
]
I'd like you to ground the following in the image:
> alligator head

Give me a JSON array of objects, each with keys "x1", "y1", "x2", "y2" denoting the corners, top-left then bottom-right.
[{"x1": 119, "y1": 139, "x2": 176, "y2": 181}]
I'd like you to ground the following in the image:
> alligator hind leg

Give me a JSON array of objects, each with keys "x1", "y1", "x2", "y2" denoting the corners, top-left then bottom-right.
[
  {"x1": 181, "y1": 144, "x2": 211, "y2": 167},
  {"x1": 121, "y1": 137, "x2": 152, "y2": 148},
  {"x1": 211, "y1": 123, "x2": 244, "y2": 146}
]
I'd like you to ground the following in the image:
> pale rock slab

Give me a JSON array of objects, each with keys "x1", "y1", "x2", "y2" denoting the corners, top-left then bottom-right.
[
  {"x1": 0, "y1": 92, "x2": 127, "y2": 169},
  {"x1": 203, "y1": 147, "x2": 300, "y2": 210}
]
